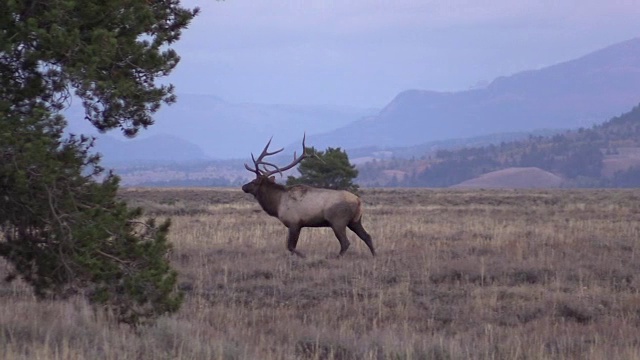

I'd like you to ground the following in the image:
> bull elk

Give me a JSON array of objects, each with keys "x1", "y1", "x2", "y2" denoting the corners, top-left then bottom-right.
[{"x1": 242, "y1": 135, "x2": 375, "y2": 258}]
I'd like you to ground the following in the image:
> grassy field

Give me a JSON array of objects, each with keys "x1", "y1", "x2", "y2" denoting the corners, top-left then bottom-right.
[{"x1": 2, "y1": 188, "x2": 640, "y2": 359}]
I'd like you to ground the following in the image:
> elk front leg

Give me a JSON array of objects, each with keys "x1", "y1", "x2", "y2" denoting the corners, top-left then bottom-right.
[{"x1": 287, "y1": 226, "x2": 305, "y2": 258}]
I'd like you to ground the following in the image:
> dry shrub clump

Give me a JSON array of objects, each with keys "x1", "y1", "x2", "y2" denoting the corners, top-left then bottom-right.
[{"x1": 3, "y1": 187, "x2": 640, "y2": 359}]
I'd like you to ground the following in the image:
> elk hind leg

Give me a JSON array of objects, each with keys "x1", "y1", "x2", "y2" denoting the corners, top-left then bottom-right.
[
  {"x1": 287, "y1": 226, "x2": 305, "y2": 258},
  {"x1": 348, "y1": 220, "x2": 376, "y2": 256},
  {"x1": 331, "y1": 225, "x2": 350, "y2": 256}
]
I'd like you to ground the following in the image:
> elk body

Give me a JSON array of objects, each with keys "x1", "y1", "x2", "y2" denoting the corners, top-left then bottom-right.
[{"x1": 242, "y1": 136, "x2": 375, "y2": 258}]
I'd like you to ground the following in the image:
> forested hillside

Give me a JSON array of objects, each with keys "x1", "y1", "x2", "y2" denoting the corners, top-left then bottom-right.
[{"x1": 357, "y1": 103, "x2": 640, "y2": 188}]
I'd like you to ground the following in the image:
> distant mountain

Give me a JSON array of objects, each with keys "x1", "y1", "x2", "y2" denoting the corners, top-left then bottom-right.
[
  {"x1": 65, "y1": 95, "x2": 378, "y2": 160},
  {"x1": 310, "y1": 37, "x2": 640, "y2": 150},
  {"x1": 94, "y1": 134, "x2": 209, "y2": 166}
]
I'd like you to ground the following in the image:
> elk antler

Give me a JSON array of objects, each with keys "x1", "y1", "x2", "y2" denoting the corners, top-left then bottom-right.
[
  {"x1": 244, "y1": 136, "x2": 283, "y2": 175},
  {"x1": 244, "y1": 134, "x2": 316, "y2": 177}
]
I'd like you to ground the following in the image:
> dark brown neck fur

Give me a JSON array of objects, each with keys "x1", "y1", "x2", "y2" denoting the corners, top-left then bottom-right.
[{"x1": 255, "y1": 180, "x2": 285, "y2": 217}]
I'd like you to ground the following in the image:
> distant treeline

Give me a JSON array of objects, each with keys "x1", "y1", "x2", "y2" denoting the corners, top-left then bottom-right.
[{"x1": 358, "y1": 103, "x2": 640, "y2": 188}]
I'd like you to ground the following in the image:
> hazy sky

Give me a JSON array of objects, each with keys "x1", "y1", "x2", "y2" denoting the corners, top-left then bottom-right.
[{"x1": 171, "y1": 0, "x2": 640, "y2": 108}]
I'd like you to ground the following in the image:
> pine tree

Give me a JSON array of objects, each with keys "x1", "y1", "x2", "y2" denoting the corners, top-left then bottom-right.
[
  {"x1": 0, "y1": 0, "x2": 199, "y2": 325},
  {"x1": 286, "y1": 147, "x2": 360, "y2": 193}
]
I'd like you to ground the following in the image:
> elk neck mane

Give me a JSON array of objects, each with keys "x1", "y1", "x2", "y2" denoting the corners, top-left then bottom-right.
[{"x1": 254, "y1": 179, "x2": 286, "y2": 217}]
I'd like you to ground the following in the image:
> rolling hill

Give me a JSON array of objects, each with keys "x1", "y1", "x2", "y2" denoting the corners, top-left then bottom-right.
[{"x1": 451, "y1": 168, "x2": 564, "y2": 189}]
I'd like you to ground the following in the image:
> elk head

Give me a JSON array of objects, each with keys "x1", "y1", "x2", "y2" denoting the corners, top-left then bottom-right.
[{"x1": 242, "y1": 134, "x2": 313, "y2": 195}]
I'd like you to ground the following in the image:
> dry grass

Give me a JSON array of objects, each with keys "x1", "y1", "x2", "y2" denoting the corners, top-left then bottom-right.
[{"x1": 3, "y1": 187, "x2": 640, "y2": 359}]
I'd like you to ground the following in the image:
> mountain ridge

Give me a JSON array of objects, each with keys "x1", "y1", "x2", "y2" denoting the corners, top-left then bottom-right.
[
  {"x1": 309, "y1": 37, "x2": 640, "y2": 151},
  {"x1": 65, "y1": 95, "x2": 378, "y2": 160}
]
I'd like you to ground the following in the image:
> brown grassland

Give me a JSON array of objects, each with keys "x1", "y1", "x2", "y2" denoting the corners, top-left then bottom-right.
[{"x1": 2, "y1": 187, "x2": 640, "y2": 359}]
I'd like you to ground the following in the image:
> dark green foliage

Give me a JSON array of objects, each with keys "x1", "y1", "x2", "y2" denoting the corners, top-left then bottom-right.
[
  {"x1": 562, "y1": 144, "x2": 604, "y2": 179},
  {"x1": 286, "y1": 147, "x2": 359, "y2": 192},
  {"x1": 0, "y1": 111, "x2": 182, "y2": 325},
  {"x1": 0, "y1": 0, "x2": 199, "y2": 136},
  {"x1": 417, "y1": 156, "x2": 500, "y2": 187},
  {"x1": 610, "y1": 167, "x2": 640, "y2": 188},
  {"x1": 0, "y1": 0, "x2": 198, "y2": 325}
]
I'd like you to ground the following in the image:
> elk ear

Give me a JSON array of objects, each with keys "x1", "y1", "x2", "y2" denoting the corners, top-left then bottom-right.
[{"x1": 268, "y1": 176, "x2": 276, "y2": 182}]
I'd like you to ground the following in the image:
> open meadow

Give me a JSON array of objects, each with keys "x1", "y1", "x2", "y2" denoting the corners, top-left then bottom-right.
[{"x1": 2, "y1": 188, "x2": 640, "y2": 359}]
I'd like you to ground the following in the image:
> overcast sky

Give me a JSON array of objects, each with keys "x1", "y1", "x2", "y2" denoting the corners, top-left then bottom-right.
[{"x1": 170, "y1": 0, "x2": 640, "y2": 108}]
